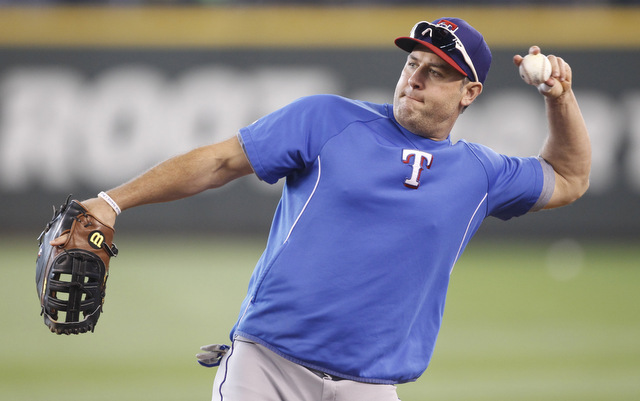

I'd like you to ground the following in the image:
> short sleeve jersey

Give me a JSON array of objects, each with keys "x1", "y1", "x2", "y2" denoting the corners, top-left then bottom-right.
[{"x1": 233, "y1": 95, "x2": 550, "y2": 384}]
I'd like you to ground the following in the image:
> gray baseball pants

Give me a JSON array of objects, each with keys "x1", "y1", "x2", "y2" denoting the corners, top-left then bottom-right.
[{"x1": 212, "y1": 336, "x2": 401, "y2": 401}]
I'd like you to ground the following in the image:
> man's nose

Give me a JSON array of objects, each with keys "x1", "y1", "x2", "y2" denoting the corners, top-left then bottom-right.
[{"x1": 407, "y1": 68, "x2": 425, "y2": 89}]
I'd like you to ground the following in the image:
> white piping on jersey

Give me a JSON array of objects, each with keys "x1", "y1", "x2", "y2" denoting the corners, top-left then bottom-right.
[
  {"x1": 237, "y1": 296, "x2": 254, "y2": 327},
  {"x1": 283, "y1": 156, "x2": 322, "y2": 244},
  {"x1": 450, "y1": 192, "x2": 488, "y2": 274}
]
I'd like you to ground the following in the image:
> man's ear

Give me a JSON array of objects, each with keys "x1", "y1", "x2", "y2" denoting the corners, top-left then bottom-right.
[{"x1": 461, "y1": 82, "x2": 483, "y2": 108}]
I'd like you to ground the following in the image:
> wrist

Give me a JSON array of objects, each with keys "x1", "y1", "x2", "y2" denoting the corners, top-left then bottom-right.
[{"x1": 98, "y1": 191, "x2": 122, "y2": 216}]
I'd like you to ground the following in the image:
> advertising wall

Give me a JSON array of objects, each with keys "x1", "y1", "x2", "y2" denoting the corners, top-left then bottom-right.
[{"x1": 1, "y1": 6, "x2": 639, "y2": 239}]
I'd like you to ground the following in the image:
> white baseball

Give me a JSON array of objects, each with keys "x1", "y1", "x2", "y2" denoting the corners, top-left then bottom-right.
[{"x1": 519, "y1": 53, "x2": 552, "y2": 86}]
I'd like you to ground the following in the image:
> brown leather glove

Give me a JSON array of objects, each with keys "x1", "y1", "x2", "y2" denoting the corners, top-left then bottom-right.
[{"x1": 36, "y1": 196, "x2": 118, "y2": 334}]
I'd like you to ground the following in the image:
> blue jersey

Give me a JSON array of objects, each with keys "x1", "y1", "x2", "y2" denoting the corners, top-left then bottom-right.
[{"x1": 232, "y1": 95, "x2": 552, "y2": 384}]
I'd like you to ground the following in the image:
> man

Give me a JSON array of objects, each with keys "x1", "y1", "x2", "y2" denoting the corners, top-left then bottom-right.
[{"x1": 52, "y1": 17, "x2": 590, "y2": 401}]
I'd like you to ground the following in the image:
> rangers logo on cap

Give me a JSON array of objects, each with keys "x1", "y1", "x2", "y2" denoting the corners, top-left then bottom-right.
[{"x1": 435, "y1": 19, "x2": 459, "y2": 32}]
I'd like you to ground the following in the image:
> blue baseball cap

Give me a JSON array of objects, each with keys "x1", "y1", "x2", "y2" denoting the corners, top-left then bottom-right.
[{"x1": 395, "y1": 18, "x2": 492, "y2": 84}]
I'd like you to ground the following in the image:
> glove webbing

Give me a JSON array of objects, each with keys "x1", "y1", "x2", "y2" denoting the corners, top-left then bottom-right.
[{"x1": 45, "y1": 250, "x2": 105, "y2": 321}]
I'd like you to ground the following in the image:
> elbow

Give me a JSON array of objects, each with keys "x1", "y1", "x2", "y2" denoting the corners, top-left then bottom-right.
[
  {"x1": 560, "y1": 175, "x2": 591, "y2": 206},
  {"x1": 572, "y1": 163, "x2": 592, "y2": 200},
  {"x1": 579, "y1": 176, "x2": 590, "y2": 197},
  {"x1": 569, "y1": 177, "x2": 590, "y2": 203},
  {"x1": 545, "y1": 173, "x2": 590, "y2": 209}
]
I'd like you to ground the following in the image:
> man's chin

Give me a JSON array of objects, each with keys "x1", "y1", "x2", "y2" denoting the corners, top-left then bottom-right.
[
  {"x1": 394, "y1": 102, "x2": 418, "y2": 122},
  {"x1": 394, "y1": 109, "x2": 418, "y2": 130}
]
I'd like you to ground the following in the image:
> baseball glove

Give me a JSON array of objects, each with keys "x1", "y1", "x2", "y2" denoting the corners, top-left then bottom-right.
[{"x1": 36, "y1": 196, "x2": 118, "y2": 335}]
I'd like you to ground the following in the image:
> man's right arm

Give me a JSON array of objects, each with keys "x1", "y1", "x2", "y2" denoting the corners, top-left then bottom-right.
[{"x1": 51, "y1": 135, "x2": 254, "y2": 244}]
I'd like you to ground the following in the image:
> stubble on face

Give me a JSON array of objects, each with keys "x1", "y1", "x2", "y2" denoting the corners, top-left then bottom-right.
[{"x1": 392, "y1": 48, "x2": 469, "y2": 141}]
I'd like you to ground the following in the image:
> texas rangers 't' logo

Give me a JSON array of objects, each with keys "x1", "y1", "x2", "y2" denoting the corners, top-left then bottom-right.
[
  {"x1": 435, "y1": 19, "x2": 459, "y2": 33},
  {"x1": 402, "y1": 149, "x2": 433, "y2": 189}
]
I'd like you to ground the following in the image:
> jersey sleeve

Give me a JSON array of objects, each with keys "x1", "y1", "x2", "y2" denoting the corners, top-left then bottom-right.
[
  {"x1": 466, "y1": 142, "x2": 554, "y2": 220},
  {"x1": 239, "y1": 95, "x2": 356, "y2": 184}
]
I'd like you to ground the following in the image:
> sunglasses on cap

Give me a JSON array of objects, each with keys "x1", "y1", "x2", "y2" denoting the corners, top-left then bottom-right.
[{"x1": 410, "y1": 21, "x2": 479, "y2": 83}]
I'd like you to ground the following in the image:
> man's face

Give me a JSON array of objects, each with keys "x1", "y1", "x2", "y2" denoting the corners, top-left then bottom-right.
[{"x1": 393, "y1": 45, "x2": 478, "y2": 140}]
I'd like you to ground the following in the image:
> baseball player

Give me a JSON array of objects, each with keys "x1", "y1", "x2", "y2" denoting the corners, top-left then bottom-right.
[{"x1": 52, "y1": 17, "x2": 590, "y2": 401}]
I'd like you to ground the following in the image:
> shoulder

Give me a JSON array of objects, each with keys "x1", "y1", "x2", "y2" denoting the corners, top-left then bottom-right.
[
  {"x1": 455, "y1": 139, "x2": 545, "y2": 190},
  {"x1": 454, "y1": 139, "x2": 534, "y2": 172},
  {"x1": 453, "y1": 140, "x2": 522, "y2": 184},
  {"x1": 292, "y1": 94, "x2": 388, "y2": 121},
  {"x1": 452, "y1": 139, "x2": 500, "y2": 173},
  {"x1": 455, "y1": 139, "x2": 499, "y2": 160}
]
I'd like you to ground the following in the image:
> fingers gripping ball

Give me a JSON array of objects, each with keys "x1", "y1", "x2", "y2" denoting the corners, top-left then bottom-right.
[
  {"x1": 196, "y1": 344, "x2": 230, "y2": 367},
  {"x1": 519, "y1": 53, "x2": 552, "y2": 86},
  {"x1": 36, "y1": 196, "x2": 118, "y2": 335}
]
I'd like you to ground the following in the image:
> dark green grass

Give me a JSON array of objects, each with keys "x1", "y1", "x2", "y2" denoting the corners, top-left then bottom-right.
[{"x1": 3, "y1": 235, "x2": 639, "y2": 400}]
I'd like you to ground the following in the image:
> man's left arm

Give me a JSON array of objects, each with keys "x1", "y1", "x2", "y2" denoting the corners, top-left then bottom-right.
[{"x1": 515, "y1": 46, "x2": 592, "y2": 209}]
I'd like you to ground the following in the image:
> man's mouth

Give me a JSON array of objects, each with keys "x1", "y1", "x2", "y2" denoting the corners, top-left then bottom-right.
[{"x1": 404, "y1": 94, "x2": 422, "y2": 103}]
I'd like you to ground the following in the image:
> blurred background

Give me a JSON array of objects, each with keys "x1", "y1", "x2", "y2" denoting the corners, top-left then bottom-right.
[
  {"x1": 1, "y1": 0, "x2": 639, "y2": 238},
  {"x1": 1, "y1": 1, "x2": 638, "y2": 401}
]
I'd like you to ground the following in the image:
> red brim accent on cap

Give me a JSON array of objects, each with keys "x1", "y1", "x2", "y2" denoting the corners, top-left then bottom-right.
[{"x1": 395, "y1": 37, "x2": 468, "y2": 79}]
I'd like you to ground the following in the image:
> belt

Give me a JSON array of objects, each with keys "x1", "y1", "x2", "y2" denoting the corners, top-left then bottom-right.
[{"x1": 305, "y1": 367, "x2": 347, "y2": 381}]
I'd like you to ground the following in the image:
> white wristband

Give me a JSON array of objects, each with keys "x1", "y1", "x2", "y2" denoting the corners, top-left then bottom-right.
[{"x1": 98, "y1": 191, "x2": 122, "y2": 216}]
